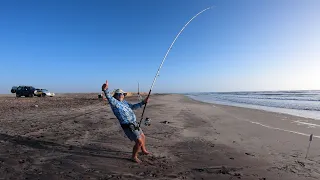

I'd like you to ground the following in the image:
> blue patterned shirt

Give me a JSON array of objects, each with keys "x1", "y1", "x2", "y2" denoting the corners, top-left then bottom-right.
[{"x1": 104, "y1": 89, "x2": 145, "y2": 125}]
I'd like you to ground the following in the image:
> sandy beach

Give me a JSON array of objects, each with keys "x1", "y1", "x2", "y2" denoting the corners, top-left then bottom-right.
[{"x1": 0, "y1": 93, "x2": 320, "y2": 180}]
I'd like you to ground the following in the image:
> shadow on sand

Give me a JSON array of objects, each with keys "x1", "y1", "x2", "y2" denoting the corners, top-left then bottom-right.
[{"x1": 0, "y1": 133, "x2": 132, "y2": 162}]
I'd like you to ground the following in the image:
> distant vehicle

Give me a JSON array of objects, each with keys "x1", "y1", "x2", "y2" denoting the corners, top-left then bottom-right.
[
  {"x1": 34, "y1": 89, "x2": 43, "y2": 96},
  {"x1": 11, "y1": 86, "x2": 18, "y2": 93},
  {"x1": 15, "y1": 86, "x2": 36, "y2": 98},
  {"x1": 35, "y1": 89, "x2": 55, "y2": 97}
]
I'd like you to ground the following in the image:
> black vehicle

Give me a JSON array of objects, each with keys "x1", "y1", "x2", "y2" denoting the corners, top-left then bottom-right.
[{"x1": 15, "y1": 86, "x2": 36, "y2": 97}]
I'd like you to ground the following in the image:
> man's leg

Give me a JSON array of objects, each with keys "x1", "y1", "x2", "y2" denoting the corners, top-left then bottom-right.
[
  {"x1": 132, "y1": 138, "x2": 143, "y2": 163},
  {"x1": 140, "y1": 133, "x2": 149, "y2": 154}
]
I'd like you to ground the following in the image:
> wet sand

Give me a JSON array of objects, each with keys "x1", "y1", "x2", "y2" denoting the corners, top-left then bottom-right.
[{"x1": 0, "y1": 93, "x2": 320, "y2": 179}]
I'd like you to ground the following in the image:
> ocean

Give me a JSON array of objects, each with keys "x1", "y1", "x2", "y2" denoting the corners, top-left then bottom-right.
[{"x1": 185, "y1": 90, "x2": 320, "y2": 120}]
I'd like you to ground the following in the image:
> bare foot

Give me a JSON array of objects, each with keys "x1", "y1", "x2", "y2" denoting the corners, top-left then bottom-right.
[
  {"x1": 132, "y1": 157, "x2": 142, "y2": 163},
  {"x1": 142, "y1": 151, "x2": 150, "y2": 155}
]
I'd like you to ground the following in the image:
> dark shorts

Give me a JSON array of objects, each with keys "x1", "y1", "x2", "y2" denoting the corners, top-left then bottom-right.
[{"x1": 122, "y1": 126, "x2": 143, "y2": 141}]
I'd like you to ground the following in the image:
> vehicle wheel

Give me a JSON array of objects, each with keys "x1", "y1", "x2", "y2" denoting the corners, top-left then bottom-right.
[{"x1": 41, "y1": 93, "x2": 46, "y2": 97}]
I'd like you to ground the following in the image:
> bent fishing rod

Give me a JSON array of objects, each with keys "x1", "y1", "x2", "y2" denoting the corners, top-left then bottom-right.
[{"x1": 138, "y1": 6, "x2": 214, "y2": 127}]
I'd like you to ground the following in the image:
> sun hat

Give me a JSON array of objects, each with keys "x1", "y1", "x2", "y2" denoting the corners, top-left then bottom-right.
[{"x1": 114, "y1": 89, "x2": 127, "y2": 96}]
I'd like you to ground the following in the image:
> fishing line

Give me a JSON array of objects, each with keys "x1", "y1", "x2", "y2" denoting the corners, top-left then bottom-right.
[{"x1": 138, "y1": 6, "x2": 214, "y2": 127}]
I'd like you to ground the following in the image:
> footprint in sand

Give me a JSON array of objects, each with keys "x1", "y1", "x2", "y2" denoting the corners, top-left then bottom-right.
[{"x1": 245, "y1": 152, "x2": 255, "y2": 157}]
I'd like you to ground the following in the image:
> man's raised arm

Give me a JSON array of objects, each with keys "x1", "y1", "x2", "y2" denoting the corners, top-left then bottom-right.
[{"x1": 102, "y1": 80, "x2": 120, "y2": 107}]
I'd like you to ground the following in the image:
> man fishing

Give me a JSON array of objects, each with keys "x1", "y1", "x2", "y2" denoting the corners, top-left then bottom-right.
[
  {"x1": 102, "y1": 80, "x2": 150, "y2": 163},
  {"x1": 98, "y1": 7, "x2": 211, "y2": 163}
]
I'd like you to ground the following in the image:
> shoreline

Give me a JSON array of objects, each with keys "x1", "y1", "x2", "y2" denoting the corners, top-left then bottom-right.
[
  {"x1": 185, "y1": 94, "x2": 320, "y2": 121},
  {"x1": 184, "y1": 94, "x2": 320, "y2": 136}
]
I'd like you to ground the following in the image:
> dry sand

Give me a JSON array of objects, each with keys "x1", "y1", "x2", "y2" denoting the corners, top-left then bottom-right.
[{"x1": 0, "y1": 93, "x2": 320, "y2": 180}]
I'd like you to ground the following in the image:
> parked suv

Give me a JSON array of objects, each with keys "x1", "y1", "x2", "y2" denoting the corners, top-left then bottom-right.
[{"x1": 15, "y1": 86, "x2": 36, "y2": 97}]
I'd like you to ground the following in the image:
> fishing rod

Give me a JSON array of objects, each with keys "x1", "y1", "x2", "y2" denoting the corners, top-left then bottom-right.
[{"x1": 138, "y1": 6, "x2": 214, "y2": 127}]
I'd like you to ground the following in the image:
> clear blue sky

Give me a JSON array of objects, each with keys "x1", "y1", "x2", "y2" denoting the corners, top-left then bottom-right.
[{"x1": 1, "y1": 0, "x2": 319, "y2": 94}]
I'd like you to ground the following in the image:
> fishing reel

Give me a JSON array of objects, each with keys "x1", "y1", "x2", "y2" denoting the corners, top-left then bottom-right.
[{"x1": 144, "y1": 117, "x2": 151, "y2": 126}]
